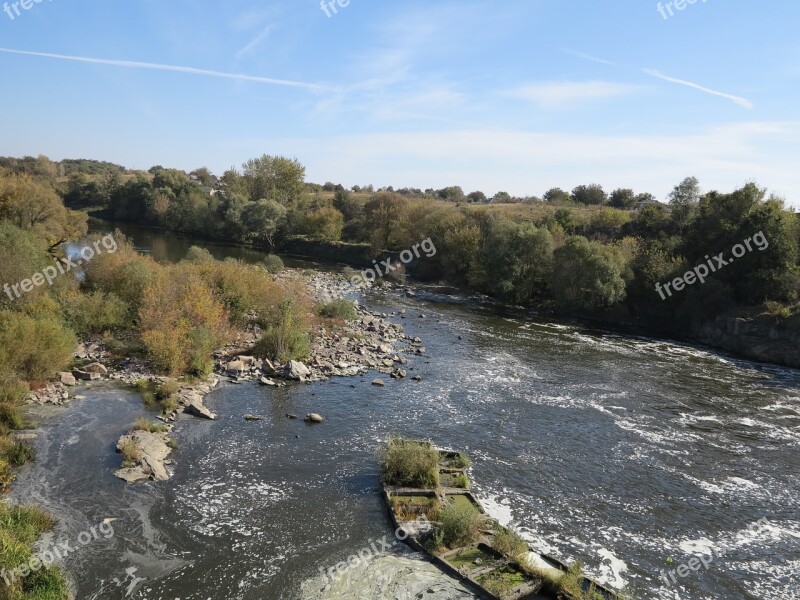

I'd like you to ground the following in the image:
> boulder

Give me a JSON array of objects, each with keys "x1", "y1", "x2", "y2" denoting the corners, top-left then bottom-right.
[
  {"x1": 226, "y1": 360, "x2": 246, "y2": 377},
  {"x1": 237, "y1": 355, "x2": 257, "y2": 367},
  {"x1": 391, "y1": 369, "x2": 408, "y2": 379},
  {"x1": 412, "y1": 375, "x2": 422, "y2": 382},
  {"x1": 304, "y1": 413, "x2": 325, "y2": 424},
  {"x1": 284, "y1": 360, "x2": 311, "y2": 381},
  {"x1": 259, "y1": 377, "x2": 277, "y2": 386},
  {"x1": 372, "y1": 379, "x2": 386, "y2": 387},
  {"x1": 59, "y1": 372, "x2": 77, "y2": 386},
  {"x1": 286, "y1": 413, "x2": 299, "y2": 420},
  {"x1": 72, "y1": 369, "x2": 101, "y2": 381},
  {"x1": 185, "y1": 398, "x2": 217, "y2": 420},
  {"x1": 83, "y1": 362, "x2": 108, "y2": 375},
  {"x1": 244, "y1": 414, "x2": 263, "y2": 421}
]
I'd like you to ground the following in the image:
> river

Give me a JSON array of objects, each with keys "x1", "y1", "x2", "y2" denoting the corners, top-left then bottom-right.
[{"x1": 12, "y1": 222, "x2": 800, "y2": 600}]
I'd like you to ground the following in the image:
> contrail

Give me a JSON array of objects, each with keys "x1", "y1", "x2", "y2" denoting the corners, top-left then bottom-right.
[
  {"x1": 0, "y1": 47, "x2": 330, "y2": 92},
  {"x1": 643, "y1": 68, "x2": 753, "y2": 109}
]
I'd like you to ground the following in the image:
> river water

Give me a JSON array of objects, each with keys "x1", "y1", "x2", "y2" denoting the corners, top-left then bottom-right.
[{"x1": 12, "y1": 224, "x2": 800, "y2": 600}]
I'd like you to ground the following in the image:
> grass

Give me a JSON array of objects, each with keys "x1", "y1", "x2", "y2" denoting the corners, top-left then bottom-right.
[
  {"x1": 446, "y1": 546, "x2": 499, "y2": 570},
  {"x1": 477, "y1": 565, "x2": 531, "y2": 597},
  {"x1": 433, "y1": 500, "x2": 485, "y2": 550},
  {"x1": 389, "y1": 494, "x2": 441, "y2": 521},
  {"x1": 133, "y1": 379, "x2": 179, "y2": 415},
  {"x1": 132, "y1": 418, "x2": 168, "y2": 434},
  {"x1": 381, "y1": 437, "x2": 440, "y2": 489},
  {"x1": 492, "y1": 526, "x2": 528, "y2": 561},
  {"x1": 317, "y1": 299, "x2": 358, "y2": 320},
  {"x1": 118, "y1": 439, "x2": 142, "y2": 468},
  {"x1": 0, "y1": 504, "x2": 68, "y2": 600},
  {"x1": 439, "y1": 451, "x2": 470, "y2": 469}
]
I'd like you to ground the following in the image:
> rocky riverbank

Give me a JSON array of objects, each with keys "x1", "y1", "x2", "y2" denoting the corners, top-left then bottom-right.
[{"x1": 28, "y1": 270, "x2": 426, "y2": 485}]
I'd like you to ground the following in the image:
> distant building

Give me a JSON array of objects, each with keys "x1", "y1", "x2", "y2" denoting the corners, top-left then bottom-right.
[{"x1": 634, "y1": 199, "x2": 666, "y2": 210}]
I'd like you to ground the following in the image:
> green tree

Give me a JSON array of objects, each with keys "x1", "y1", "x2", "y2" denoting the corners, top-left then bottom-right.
[
  {"x1": 306, "y1": 207, "x2": 344, "y2": 241},
  {"x1": 551, "y1": 236, "x2": 626, "y2": 311},
  {"x1": 241, "y1": 199, "x2": 287, "y2": 249},
  {"x1": 543, "y1": 187, "x2": 571, "y2": 204},
  {"x1": 571, "y1": 184, "x2": 607, "y2": 206},
  {"x1": 608, "y1": 188, "x2": 637, "y2": 209},
  {"x1": 669, "y1": 176, "x2": 701, "y2": 233}
]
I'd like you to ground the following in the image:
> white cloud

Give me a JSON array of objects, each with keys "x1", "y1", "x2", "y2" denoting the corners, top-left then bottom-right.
[
  {"x1": 0, "y1": 47, "x2": 330, "y2": 92},
  {"x1": 643, "y1": 69, "x2": 754, "y2": 109},
  {"x1": 507, "y1": 81, "x2": 644, "y2": 109}
]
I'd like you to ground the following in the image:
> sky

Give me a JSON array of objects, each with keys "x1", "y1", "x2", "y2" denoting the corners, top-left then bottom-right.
[{"x1": 1, "y1": 0, "x2": 799, "y2": 205}]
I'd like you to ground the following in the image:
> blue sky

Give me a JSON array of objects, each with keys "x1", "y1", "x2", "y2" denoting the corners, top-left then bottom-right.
[{"x1": 1, "y1": 0, "x2": 799, "y2": 204}]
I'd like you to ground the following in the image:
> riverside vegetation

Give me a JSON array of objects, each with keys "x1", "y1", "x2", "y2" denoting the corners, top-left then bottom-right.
[
  {"x1": 0, "y1": 160, "x2": 323, "y2": 598},
  {"x1": 3, "y1": 154, "x2": 796, "y2": 358}
]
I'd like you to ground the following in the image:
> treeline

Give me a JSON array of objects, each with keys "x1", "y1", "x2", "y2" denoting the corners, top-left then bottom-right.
[{"x1": 6, "y1": 154, "x2": 800, "y2": 332}]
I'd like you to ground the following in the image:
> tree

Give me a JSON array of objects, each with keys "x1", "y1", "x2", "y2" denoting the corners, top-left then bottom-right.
[
  {"x1": 241, "y1": 155, "x2": 306, "y2": 205},
  {"x1": 467, "y1": 191, "x2": 486, "y2": 203},
  {"x1": 436, "y1": 186, "x2": 465, "y2": 202},
  {"x1": 571, "y1": 184, "x2": 607, "y2": 206},
  {"x1": 543, "y1": 188, "x2": 571, "y2": 204},
  {"x1": 551, "y1": 236, "x2": 626, "y2": 311},
  {"x1": 608, "y1": 188, "x2": 637, "y2": 209},
  {"x1": 307, "y1": 207, "x2": 344, "y2": 241},
  {"x1": 241, "y1": 199, "x2": 287, "y2": 249},
  {"x1": 669, "y1": 176, "x2": 701, "y2": 233},
  {"x1": 492, "y1": 191, "x2": 512, "y2": 203},
  {"x1": 363, "y1": 193, "x2": 408, "y2": 250},
  {"x1": 0, "y1": 173, "x2": 87, "y2": 250}
]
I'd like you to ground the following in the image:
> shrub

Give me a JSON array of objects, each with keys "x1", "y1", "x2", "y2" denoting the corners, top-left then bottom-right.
[
  {"x1": 0, "y1": 312, "x2": 76, "y2": 381},
  {"x1": 253, "y1": 299, "x2": 310, "y2": 362},
  {"x1": 435, "y1": 501, "x2": 484, "y2": 549},
  {"x1": 119, "y1": 439, "x2": 141, "y2": 467},
  {"x1": 264, "y1": 254, "x2": 284, "y2": 274},
  {"x1": 139, "y1": 265, "x2": 228, "y2": 375},
  {"x1": 381, "y1": 437, "x2": 440, "y2": 489},
  {"x1": 60, "y1": 290, "x2": 130, "y2": 335},
  {"x1": 492, "y1": 527, "x2": 528, "y2": 560},
  {"x1": 317, "y1": 299, "x2": 358, "y2": 320},
  {"x1": 184, "y1": 246, "x2": 215, "y2": 264},
  {"x1": 0, "y1": 440, "x2": 36, "y2": 467},
  {"x1": 0, "y1": 371, "x2": 28, "y2": 430}
]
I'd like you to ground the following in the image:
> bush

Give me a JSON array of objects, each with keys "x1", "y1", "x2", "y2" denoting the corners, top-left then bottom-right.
[
  {"x1": 60, "y1": 290, "x2": 129, "y2": 335},
  {"x1": 434, "y1": 501, "x2": 484, "y2": 549},
  {"x1": 317, "y1": 299, "x2": 358, "y2": 320},
  {"x1": 139, "y1": 266, "x2": 229, "y2": 375},
  {"x1": 492, "y1": 527, "x2": 528, "y2": 560},
  {"x1": 253, "y1": 299, "x2": 310, "y2": 362},
  {"x1": 119, "y1": 439, "x2": 141, "y2": 467},
  {"x1": 264, "y1": 254, "x2": 284, "y2": 274},
  {"x1": 0, "y1": 312, "x2": 76, "y2": 381},
  {"x1": 306, "y1": 207, "x2": 344, "y2": 241},
  {"x1": 381, "y1": 438, "x2": 440, "y2": 489},
  {"x1": 184, "y1": 246, "x2": 215, "y2": 264},
  {"x1": 0, "y1": 371, "x2": 29, "y2": 430}
]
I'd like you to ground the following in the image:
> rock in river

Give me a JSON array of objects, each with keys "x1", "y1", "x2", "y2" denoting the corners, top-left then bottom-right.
[
  {"x1": 305, "y1": 413, "x2": 325, "y2": 423},
  {"x1": 284, "y1": 360, "x2": 311, "y2": 381}
]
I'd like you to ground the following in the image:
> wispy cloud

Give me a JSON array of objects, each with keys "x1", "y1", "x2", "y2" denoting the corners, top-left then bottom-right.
[
  {"x1": 507, "y1": 81, "x2": 642, "y2": 109},
  {"x1": 643, "y1": 69, "x2": 754, "y2": 109},
  {"x1": 235, "y1": 25, "x2": 276, "y2": 60},
  {"x1": 0, "y1": 48, "x2": 329, "y2": 92},
  {"x1": 563, "y1": 49, "x2": 620, "y2": 67}
]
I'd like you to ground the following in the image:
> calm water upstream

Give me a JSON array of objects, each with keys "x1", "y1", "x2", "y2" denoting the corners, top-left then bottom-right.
[{"x1": 13, "y1": 224, "x2": 800, "y2": 600}]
